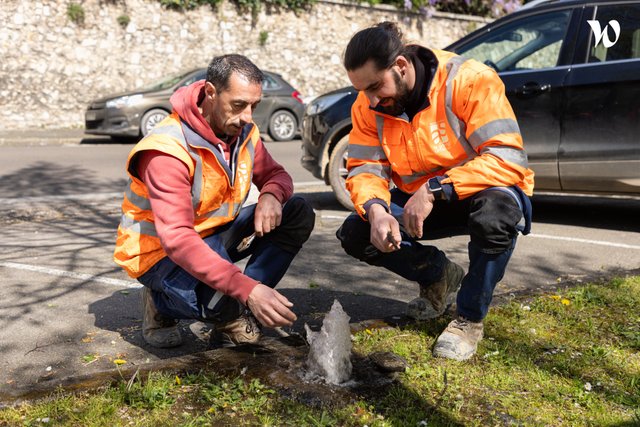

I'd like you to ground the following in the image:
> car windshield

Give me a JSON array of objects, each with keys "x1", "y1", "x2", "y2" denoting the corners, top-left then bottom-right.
[{"x1": 138, "y1": 70, "x2": 198, "y2": 91}]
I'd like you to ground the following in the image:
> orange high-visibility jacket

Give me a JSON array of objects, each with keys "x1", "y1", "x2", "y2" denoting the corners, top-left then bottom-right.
[
  {"x1": 347, "y1": 48, "x2": 535, "y2": 218},
  {"x1": 114, "y1": 112, "x2": 259, "y2": 278}
]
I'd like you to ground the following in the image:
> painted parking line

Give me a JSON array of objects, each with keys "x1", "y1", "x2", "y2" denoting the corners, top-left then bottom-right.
[
  {"x1": 528, "y1": 233, "x2": 640, "y2": 250},
  {"x1": 0, "y1": 261, "x2": 140, "y2": 288}
]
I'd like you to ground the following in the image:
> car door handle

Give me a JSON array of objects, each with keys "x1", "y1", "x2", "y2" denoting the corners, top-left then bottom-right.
[{"x1": 515, "y1": 82, "x2": 551, "y2": 97}]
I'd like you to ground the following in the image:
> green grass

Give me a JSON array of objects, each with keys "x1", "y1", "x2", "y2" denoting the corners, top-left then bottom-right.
[{"x1": 2, "y1": 276, "x2": 639, "y2": 426}]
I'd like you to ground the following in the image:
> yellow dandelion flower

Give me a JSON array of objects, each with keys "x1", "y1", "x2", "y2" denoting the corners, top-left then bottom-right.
[
  {"x1": 550, "y1": 295, "x2": 561, "y2": 300},
  {"x1": 113, "y1": 359, "x2": 127, "y2": 365},
  {"x1": 175, "y1": 375, "x2": 181, "y2": 385},
  {"x1": 561, "y1": 299, "x2": 570, "y2": 305}
]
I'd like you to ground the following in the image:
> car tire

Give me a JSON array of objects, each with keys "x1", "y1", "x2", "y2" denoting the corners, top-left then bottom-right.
[
  {"x1": 268, "y1": 110, "x2": 297, "y2": 141},
  {"x1": 328, "y1": 135, "x2": 354, "y2": 210},
  {"x1": 140, "y1": 108, "x2": 169, "y2": 137}
]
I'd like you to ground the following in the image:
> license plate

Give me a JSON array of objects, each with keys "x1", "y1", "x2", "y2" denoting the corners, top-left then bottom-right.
[{"x1": 85, "y1": 111, "x2": 97, "y2": 121}]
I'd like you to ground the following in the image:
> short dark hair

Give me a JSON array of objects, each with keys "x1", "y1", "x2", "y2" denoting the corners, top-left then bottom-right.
[
  {"x1": 206, "y1": 54, "x2": 264, "y2": 92},
  {"x1": 344, "y1": 21, "x2": 405, "y2": 72}
]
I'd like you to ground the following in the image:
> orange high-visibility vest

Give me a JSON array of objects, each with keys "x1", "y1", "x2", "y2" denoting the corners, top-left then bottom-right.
[
  {"x1": 347, "y1": 48, "x2": 535, "y2": 218},
  {"x1": 114, "y1": 112, "x2": 259, "y2": 278}
]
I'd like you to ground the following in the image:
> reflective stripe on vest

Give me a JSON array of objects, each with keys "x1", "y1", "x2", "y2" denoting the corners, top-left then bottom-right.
[
  {"x1": 347, "y1": 163, "x2": 391, "y2": 180},
  {"x1": 120, "y1": 213, "x2": 158, "y2": 237}
]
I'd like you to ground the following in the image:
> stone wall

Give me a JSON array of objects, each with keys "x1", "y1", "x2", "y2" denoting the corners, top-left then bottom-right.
[{"x1": 0, "y1": 0, "x2": 488, "y2": 130}]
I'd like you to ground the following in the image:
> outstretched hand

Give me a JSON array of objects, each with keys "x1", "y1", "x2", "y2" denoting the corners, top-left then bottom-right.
[{"x1": 246, "y1": 283, "x2": 297, "y2": 328}]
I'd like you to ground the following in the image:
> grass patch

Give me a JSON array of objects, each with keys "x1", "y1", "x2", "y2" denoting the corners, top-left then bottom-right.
[{"x1": 2, "y1": 276, "x2": 639, "y2": 426}]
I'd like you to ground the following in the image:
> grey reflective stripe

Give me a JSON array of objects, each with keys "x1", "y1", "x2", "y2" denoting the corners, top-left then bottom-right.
[
  {"x1": 124, "y1": 181, "x2": 151, "y2": 211},
  {"x1": 196, "y1": 203, "x2": 242, "y2": 220},
  {"x1": 375, "y1": 115, "x2": 385, "y2": 143},
  {"x1": 206, "y1": 290, "x2": 225, "y2": 310},
  {"x1": 481, "y1": 146, "x2": 529, "y2": 168},
  {"x1": 119, "y1": 214, "x2": 158, "y2": 237},
  {"x1": 348, "y1": 163, "x2": 391, "y2": 180},
  {"x1": 348, "y1": 144, "x2": 388, "y2": 161},
  {"x1": 444, "y1": 56, "x2": 478, "y2": 161},
  {"x1": 468, "y1": 119, "x2": 521, "y2": 149},
  {"x1": 173, "y1": 134, "x2": 203, "y2": 210},
  {"x1": 148, "y1": 123, "x2": 184, "y2": 140},
  {"x1": 399, "y1": 172, "x2": 427, "y2": 184}
]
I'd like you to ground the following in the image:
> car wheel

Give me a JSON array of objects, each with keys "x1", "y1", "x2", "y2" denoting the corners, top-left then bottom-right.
[
  {"x1": 140, "y1": 109, "x2": 169, "y2": 137},
  {"x1": 328, "y1": 135, "x2": 354, "y2": 210},
  {"x1": 268, "y1": 110, "x2": 297, "y2": 141}
]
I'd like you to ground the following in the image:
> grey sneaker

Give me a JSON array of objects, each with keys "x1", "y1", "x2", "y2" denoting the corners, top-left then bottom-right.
[
  {"x1": 212, "y1": 310, "x2": 262, "y2": 348},
  {"x1": 141, "y1": 287, "x2": 182, "y2": 348},
  {"x1": 432, "y1": 316, "x2": 484, "y2": 361},
  {"x1": 406, "y1": 260, "x2": 464, "y2": 320}
]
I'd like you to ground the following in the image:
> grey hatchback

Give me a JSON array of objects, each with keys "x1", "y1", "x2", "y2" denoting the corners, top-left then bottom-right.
[{"x1": 85, "y1": 69, "x2": 304, "y2": 141}]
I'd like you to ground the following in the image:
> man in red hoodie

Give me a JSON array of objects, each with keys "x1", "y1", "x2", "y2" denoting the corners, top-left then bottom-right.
[{"x1": 114, "y1": 54, "x2": 315, "y2": 348}]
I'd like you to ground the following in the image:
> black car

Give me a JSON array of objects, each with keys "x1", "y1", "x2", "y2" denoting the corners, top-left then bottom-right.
[
  {"x1": 85, "y1": 69, "x2": 305, "y2": 142},
  {"x1": 301, "y1": 0, "x2": 640, "y2": 209}
]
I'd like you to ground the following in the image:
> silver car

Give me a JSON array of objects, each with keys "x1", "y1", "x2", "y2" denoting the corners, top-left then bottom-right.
[{"x1": 85, "y1": 69, "x2": 305, "y2": 142}]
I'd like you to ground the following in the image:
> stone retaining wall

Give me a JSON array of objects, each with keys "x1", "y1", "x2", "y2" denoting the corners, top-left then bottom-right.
[{"x1": 0, "y1": 0, "x2": 488, "y2": 130}]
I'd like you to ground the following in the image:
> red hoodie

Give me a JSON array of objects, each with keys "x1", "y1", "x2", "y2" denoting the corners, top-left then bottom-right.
[{"x1": 136, "y1": 80, "x2": 293, "y2": 305}]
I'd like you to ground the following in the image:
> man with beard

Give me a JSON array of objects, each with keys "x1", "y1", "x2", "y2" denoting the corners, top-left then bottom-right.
[
  {"x1": 114, "y1": 54, "x2": 315, "y2": 348},
  {"x1": 336, "y1": 22, "x2": 534, "y2": 361}
]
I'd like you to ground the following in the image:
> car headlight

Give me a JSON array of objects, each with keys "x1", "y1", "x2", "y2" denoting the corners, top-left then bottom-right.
[
  {"x1": 305, "y1": 92, "x2": 350, "y2": 116},
  {"x1": 106, "y1": 94, "x2": 144, "y2": 109}
]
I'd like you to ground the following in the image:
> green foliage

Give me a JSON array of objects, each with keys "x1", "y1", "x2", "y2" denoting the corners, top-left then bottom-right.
[
  {"x1": 159, "y1": 0, "x2": 223, "y2": 11},
  {"x1": 117, "y1": 14, "x2": 131, "y2": 28},
  {"x1": 154, "y1": 0, "x2": 515, "y2": 17},
  {"x1": 259, "y1": 30, "x2": 269, "y2": 46},
  {"x1": 67, "y1": 3, "x2": 85, "y2": 25}
]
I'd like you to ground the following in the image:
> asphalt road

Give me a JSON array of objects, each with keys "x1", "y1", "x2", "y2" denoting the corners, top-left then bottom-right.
[{"x1": 0, "y1": 134, "x2": 639, "y2": 399}]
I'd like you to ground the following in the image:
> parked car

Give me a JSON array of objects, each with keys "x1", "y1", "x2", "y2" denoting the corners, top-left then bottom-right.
[
  {"x1": 85, "y1": 69, "x2": 304, "y2": 142},
  {"x1": 301, "y1": 0, "x2": 640, "y2": 209}
]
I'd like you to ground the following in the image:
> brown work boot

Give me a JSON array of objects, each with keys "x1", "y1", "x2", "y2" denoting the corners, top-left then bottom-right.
[
  {"x1": 406, "y1": 259, "x2": 464, "y2": 320},
  {"x1": 141, "y1": 287, "x2": 182, "y2": 348},
  {"x1": 432, "y1": 316, "x2": 484, "y2": 361},
  {"x1": 211, "y1": 310, "x2": 262, "y2": 348}
]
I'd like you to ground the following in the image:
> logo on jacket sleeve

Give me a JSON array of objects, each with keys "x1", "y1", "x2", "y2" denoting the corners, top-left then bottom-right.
[{"x1": 429, "y1": 121, "x2": 449, "y2": 153}]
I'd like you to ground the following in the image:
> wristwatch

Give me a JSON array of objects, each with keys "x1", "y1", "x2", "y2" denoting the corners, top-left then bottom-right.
[{"x1": 427, "y1": 178, "x2": 444, "y2": 200}]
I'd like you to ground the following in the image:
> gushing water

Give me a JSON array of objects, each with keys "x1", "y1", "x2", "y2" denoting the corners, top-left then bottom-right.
[{"x1": 304, "y1": 299, "x2": 352, "y2": 385}]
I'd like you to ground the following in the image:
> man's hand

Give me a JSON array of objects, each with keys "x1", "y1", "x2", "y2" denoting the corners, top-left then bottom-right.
[
  {"x1": 368, "y1": 203, "x2": 401, "y2": 252},
  {"x1": 254, "y1": 193, "x2": 282, "y2": 237},
  {"x1": 403, "y1": 183, "x2": 435, "y2": 239},
  {"x1": 246, "y1": 283, "x2": 297, "y2": 327}
]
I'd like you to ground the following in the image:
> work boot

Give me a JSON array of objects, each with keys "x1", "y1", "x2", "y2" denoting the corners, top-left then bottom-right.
[
  {"x1": 141, "y1": 287, "x2": 182, "y2": 348},
  {"x1": 211, "y1": 310, "x2": 262, "y2": 348},
  {"x1": 432, "y1": 316, "x2": 484, "y2": 361},
  {"x1": 406, "y1": 260, "x2": 464, "y2": 320}
]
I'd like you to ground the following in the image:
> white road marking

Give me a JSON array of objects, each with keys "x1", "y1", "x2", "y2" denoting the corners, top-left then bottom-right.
[
  {"x1": 0, "y1": 261, "x2": 140, "y2": 288},
  {"x1": 0, "y1": 192, "x2": 122, "y2": 205},
  {"x1": 528, "y1": 233, "x2": 640, "y2": 250},
  {"x1": 294, "y1": 181, "x2": 326, "y2": 187}
]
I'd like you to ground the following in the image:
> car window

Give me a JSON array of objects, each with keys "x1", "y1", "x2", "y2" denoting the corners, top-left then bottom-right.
[
  {"x1": 456, "y1": 10, "x2": 571, "y2": 72},
  {"x1": 180, "y1": 71, "x2": 206, "y2": 88},
  {"x1": 262, "y1": 74, "x2": 281, "y2": 90},
  {"x1": 588, "y1": 4, "x2": 640, "y2": 63}
]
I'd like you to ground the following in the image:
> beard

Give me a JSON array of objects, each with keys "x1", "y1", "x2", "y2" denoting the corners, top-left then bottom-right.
[{"x1": 380, "y1": 69, "x2": 411, "y2": 116}]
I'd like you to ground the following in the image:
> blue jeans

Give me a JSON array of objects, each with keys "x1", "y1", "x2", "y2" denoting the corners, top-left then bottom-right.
[
  {"x1": 138, "y1": 196, "x2": 315, "y2": 323},
  {"x1": 336, "y1": 188, "x2": 529, "y2": 321}
]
